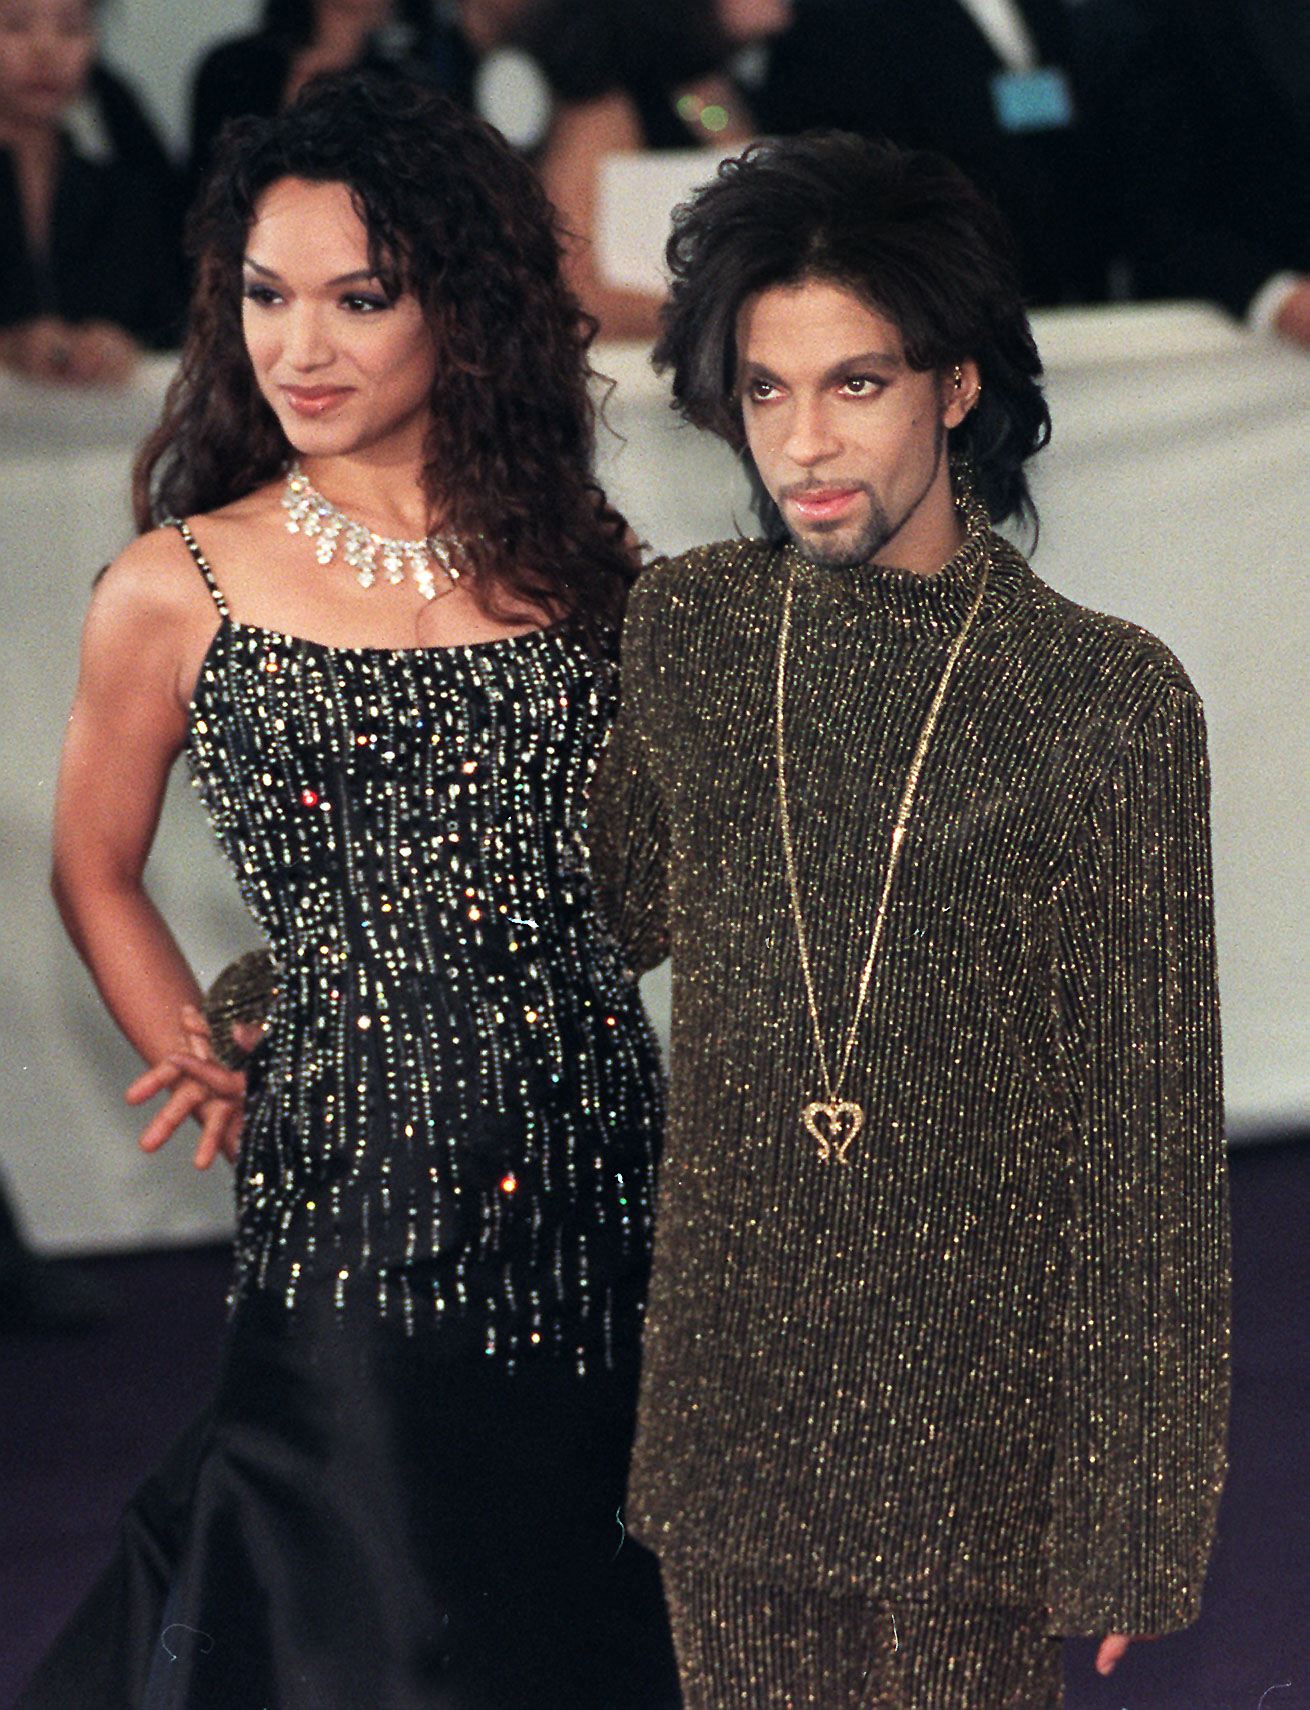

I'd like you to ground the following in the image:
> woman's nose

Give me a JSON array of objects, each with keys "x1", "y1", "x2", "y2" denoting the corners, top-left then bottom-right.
[{"x1": 282, "y1": 305, "x2": 334, "y2": 370}]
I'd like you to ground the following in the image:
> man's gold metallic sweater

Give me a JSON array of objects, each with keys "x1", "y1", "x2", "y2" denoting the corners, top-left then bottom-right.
[{"x1": 589, "y1": 520, "x2": 1230, "y2": 1635}]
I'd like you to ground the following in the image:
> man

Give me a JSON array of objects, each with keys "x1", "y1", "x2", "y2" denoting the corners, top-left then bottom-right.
[{"x1": 590, "y1": 133, "x2": 1229, "y2": 1706}]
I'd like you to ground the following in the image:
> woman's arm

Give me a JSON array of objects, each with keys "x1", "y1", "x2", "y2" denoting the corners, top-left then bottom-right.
[
  {"x1": 51, "y1": 533, "x2": 240, "y2": 1165},
  {"x1": 537, "y1": 90, "x2": 668, "y2": 343}
]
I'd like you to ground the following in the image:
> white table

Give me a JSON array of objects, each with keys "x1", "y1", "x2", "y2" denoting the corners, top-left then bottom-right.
[{"x1": 2, "y1": 305, "x2": 1306, "y2": 1252}]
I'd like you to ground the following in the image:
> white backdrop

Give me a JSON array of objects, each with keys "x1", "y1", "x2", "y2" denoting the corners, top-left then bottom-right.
[{"x1": 1, "y1": 305, "x2": 1307, "y2": 1253}]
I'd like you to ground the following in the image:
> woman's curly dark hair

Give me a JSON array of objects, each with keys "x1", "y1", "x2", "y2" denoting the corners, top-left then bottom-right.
[
  {"x1": 134, "y1": 70, "x2": 635, "y2": 636},
  {"x1": 654, "y1": 132, "x2": 1052, "y2": 539}
]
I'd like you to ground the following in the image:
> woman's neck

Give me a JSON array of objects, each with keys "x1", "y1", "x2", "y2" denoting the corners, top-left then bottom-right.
[{"x1": 296, "y1": 452, "x2": 436, "y2": 541}]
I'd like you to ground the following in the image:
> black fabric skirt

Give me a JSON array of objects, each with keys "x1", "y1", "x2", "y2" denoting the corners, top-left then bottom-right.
[{"x1": 17, "y1": 1291, "x2": 681, "y2": 1709}]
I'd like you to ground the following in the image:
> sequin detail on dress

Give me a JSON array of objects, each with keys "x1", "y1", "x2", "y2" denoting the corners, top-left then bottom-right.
[{"x1": 178, "y1": 524, "x2": 662, "y2": 1373}]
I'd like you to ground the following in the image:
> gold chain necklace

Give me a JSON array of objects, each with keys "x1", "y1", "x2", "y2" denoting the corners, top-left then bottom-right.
[{"x1": 775, "y1": 544, "x2": 989, "y2": 1164}]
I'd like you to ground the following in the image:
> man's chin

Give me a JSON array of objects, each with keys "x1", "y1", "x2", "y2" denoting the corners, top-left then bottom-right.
[{"x1": 786, "y1": 523, "x2": 885, "y2": 571}]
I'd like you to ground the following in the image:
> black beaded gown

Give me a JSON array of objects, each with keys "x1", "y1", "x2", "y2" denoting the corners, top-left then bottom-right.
[{"x1": 19, "y1": 525, "x2": 680, "y2": 1710}]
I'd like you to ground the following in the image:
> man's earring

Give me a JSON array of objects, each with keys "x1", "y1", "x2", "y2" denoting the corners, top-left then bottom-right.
[{"x1": 952, "y1": 364, "x2": 964, "y2": 390}]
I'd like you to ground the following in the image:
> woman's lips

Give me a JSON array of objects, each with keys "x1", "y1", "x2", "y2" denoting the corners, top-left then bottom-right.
[
  {"x1": 280, "y1": 386, "x2": 354, "y2": 417},
  {"x1": 786, "y1": 487, "x2": 862, "y2": 522}
]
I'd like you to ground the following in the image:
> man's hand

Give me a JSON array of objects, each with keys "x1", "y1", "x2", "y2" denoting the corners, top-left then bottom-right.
[
  {"x1": 1095, "y1": 1633, "x2": 1159, "y2": 1675},
  {"x1": 1273, "y1": 278, "x2": 1310, "y2": 348},
  {"x1": 126, "y1": 1005, "x2": 255, "y2": 1170}
]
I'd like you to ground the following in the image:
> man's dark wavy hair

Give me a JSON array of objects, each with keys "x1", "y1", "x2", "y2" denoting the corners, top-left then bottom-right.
[
  {"x1": 654, "y1": 132, "x2": 1052, "y2": 540},
  {"x1": 134, "y1": 70, "x2": 634, "y2": 637}
]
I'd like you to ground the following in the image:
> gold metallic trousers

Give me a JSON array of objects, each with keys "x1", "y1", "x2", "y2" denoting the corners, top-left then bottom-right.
[{"x1": 663, "y1": 1567, "x2": 1063, "y2": 1709}]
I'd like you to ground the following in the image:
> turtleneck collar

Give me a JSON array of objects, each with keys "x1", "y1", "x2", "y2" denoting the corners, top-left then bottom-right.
[{"x1": 780, "y1": 481, "x2": 1030, "y2": 632}]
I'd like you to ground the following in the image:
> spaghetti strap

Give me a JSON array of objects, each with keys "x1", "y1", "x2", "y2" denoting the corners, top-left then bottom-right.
[{"x1": 170, "y1": 518, "x2": 232, "y2": 621}]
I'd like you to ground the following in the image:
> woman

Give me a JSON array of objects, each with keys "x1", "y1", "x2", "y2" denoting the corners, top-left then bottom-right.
[
  {"x1": 188, "y1": 0, "x2": 449, "y2": 186},
  {"x1": 23, "y1": 70, "x2": 679, "y2": 1709},
  {"x1": 527, "y1": 0, "x2": 793, "y2": 340},
  {"x1": 0, "y1": 0, "x2": 184, "y2": 381}
]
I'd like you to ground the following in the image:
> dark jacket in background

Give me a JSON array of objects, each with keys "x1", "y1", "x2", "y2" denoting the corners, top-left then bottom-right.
[
  {"x1": 0, "y1": 66, "x2": 185, "y2": 349},
  {"x1": 757, "y1": 0, "x2": 1115, "y2": 307},
  {"x1": 187, "y1": 26, "x2": 476, "y2": 192},
  {"x1": 1095, "y1": 0, "x2": 1310, "y2": 316}
]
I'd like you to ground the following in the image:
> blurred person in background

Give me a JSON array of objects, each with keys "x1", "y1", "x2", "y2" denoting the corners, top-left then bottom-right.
[
  {"x1": 755, "y1": 0, "x2": 1116, "y2": 307},
  {"x1": 188, "y1": 0, "x2": 450, "y2": 185},
  {"x1": 0, "y1": 0, "x2": 184, "y2": 384},
  {"x1": 1094, "y1": 0, "x2": 1310, "y2": 347},
  {"x1": 527, "y1": 0, "x2": 793, "y2": 340}
]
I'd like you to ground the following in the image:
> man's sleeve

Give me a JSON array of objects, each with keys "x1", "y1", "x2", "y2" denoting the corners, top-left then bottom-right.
[
  {"x1": 1046, "y1": 680, "x2": 1230, "y2": 1633},
  {"x1": 587, "y1": 584, "x2": 669, "y2": 977}
]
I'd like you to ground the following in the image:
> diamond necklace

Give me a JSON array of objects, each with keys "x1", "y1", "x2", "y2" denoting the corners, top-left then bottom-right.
[
  {"x1": 775, "y1": 540, "x2": 989, "y2": 1165},
  {"x1": 281, "y1": 461, "x2": 470, "y2": 602}
]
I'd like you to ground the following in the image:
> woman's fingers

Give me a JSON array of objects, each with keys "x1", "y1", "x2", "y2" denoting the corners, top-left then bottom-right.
[
  {"x1": 132, "y1": 1037, "x2": 247, "y2": 1163},
  {"x1": 126, "y1": 1060, "x2": 182, "y2": 1105},
  {"x1": 138, "y1": 1081, "x2": 206, "y2": 1153},
  {"x1": 166, "y1": 1053, "x2": 245, "y2": 1100},
  {"x1": 127, "y1": 1003, "x2": 216, "y2": 1107},
  {"x1": 192, "y1": 1100, "x2": 232, "y2": 1171},
  {"x1": 181, "y1": 1008, "x2": 214, "y2": 1060}
]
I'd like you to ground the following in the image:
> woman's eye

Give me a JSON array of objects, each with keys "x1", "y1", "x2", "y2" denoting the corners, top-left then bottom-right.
[
  {"x1": 342, "y1": 293, "x2": 390, "y2": 313},
  {"x1": 242, "y1": 284, "x2": 282, "y2": 307}
]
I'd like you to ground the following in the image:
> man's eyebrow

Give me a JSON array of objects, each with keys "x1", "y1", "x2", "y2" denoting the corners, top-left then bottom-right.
[
  {"x1": 738, "y1": 349, "x2": 905, "y2": 388},
  {"x1": 242, "y1": 258, "x2": 383, "y2": 287},
  {"x1": 738, "y1": 359, "x2": 784, "y2": 387},
  {"x1": 819, "y1": 350, "x2": 903, "y2": 383}
]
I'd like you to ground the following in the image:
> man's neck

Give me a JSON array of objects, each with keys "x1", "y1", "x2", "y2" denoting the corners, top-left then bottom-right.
[{"x1": 871, "y1": 516, "x2": 967, "y2": 578}]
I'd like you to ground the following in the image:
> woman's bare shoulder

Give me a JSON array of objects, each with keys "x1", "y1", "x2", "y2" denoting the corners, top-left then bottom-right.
[
  {"x1": 75, "y1": 527, "x2": 219, "y2": 706},
  {"x1": 94, "y1": 525, "x2": 212, "y2": 627}
]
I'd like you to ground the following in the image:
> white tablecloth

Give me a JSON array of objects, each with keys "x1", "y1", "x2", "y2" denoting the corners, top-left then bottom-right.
[{"x1": 2, "y1": 305, "x2": 1306, "y2": 1251}]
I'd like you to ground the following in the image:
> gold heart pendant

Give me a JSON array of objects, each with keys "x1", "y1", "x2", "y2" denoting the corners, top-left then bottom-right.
[{"x1": 801, "y1": 1100, "x2": 865, "y2": 1164}]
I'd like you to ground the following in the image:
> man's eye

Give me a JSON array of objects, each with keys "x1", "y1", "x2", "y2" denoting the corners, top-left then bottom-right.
[
  {"x1": 748, "y1": 379, "x2": 778, "y2": 401},
  {"x1": 843, "y1": 376, "x2": 882, "y2": 395}
]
